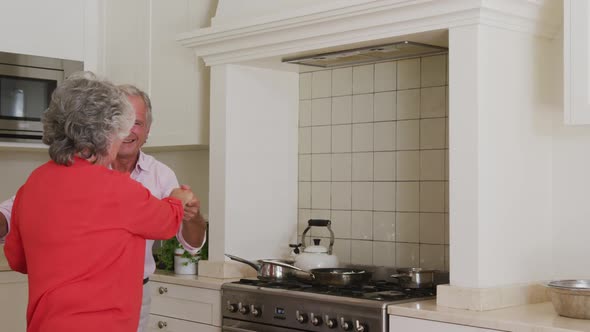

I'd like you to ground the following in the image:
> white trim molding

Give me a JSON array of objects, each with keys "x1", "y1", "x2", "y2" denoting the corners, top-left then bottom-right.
[{"x1": 177, "y1": 0, "x2": 561, "y2": 66}]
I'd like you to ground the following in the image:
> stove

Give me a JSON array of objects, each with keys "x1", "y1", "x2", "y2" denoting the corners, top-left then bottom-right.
[{"x1": 222, "y1": 268, "x2": 446, "y2": 332}]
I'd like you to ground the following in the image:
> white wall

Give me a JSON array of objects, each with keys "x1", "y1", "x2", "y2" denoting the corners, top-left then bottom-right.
[
  {"x1": 450, "y1": 24, "x2": 554, "y2": 288},
  {"x1": 209, "y1": 64, "x2": 299, "y2": 261},
  {"x1": 0, "y1": 150, "x2": 210, "y2": 216}
]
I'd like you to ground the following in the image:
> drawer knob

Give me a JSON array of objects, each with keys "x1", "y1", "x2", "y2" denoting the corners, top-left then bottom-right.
[
  {"x1": 158, "y1": 286, "x2": 168, "y2": 294},
  {"x1": 157, "y1": 321, "x2": 167, "y2": 329}
]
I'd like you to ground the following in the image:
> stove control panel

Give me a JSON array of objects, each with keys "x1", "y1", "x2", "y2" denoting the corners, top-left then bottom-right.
[{"x1": 222, "y1": 288, "x2": 384, "y2": 331}]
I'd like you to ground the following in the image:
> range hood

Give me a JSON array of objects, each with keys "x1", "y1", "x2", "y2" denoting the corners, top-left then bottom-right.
[{"x1": 282, "y1": 41, "x2": 447, "y2": 68}]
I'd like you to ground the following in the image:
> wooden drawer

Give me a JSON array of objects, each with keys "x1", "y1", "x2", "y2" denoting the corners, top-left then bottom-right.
[
  {"x1": 147, "y1": 314, "x2": 221, "y2": 332},
  {"x1": 150, "y1": 281, "x2": 221, "y2": 326}
]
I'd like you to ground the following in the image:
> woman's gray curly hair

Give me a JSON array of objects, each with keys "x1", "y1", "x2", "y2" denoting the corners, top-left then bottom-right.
[{"x1": 42, "y1": 72, "x2": 135, "y2": 165}]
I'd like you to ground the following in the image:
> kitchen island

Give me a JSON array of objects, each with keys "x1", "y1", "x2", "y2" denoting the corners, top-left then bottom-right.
[{"x1": 389, "y1": 299, "x2": 590, "y2": 332}]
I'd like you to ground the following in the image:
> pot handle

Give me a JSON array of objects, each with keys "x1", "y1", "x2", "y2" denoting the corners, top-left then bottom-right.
[
  {"x1": 225, "y1": 254, "x2": 260, "y2": 272},
  {"x1": 390, "y1": 274, "x2": 412, "y2": 280},
  {"x1": 259, "y1": 259, "x2": 315, "y2": 279}
]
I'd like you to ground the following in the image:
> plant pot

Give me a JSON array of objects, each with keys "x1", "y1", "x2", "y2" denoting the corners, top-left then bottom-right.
[{"x1": 174, "y1": 248, "x2": 198, "y2": 275}]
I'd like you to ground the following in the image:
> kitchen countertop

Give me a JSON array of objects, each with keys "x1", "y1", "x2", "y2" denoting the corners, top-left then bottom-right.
[
  {"x1": 388, "y1": 299, "x2": 590, "y2": 332},
  {"x1": 151, "y1": 269, "x2": 237, "y2": 290}
]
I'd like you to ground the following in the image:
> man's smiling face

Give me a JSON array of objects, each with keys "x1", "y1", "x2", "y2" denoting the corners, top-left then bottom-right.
[{"x1": 118, "y1": 95, "x2": 150, "y2": 160}]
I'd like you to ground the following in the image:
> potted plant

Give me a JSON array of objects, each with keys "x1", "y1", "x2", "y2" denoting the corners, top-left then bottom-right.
[{"x1": 155, "y1": 237, "x2": 199, "y2": 275}]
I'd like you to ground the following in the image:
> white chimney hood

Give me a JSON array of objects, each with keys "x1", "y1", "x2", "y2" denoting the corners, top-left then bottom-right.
[
  {"x1": 178, "y1": 0, "x2": 560, "y2": 66},
  {"x1": 178, "y1": 0, "x2": 563, "y2": 312}
]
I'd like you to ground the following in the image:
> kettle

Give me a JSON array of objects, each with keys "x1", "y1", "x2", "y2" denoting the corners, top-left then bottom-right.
[{"x1": 290, "y1": 219, "x2": 339, "y2": 271}]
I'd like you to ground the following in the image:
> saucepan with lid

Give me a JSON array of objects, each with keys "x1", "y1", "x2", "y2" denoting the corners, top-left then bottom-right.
[{"x1": 225, "y1": 254, "x2": 297, "y2": 282}]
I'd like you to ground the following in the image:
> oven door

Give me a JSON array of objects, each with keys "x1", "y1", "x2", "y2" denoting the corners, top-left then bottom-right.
[{"x1": 223, "y1": 318, "x2": 305, "y2": 332}]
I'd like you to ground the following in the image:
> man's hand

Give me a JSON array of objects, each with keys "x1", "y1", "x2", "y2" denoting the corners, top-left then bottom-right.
[{"x1": 180, "y1": 185, "x2": 201, "y2": 222}]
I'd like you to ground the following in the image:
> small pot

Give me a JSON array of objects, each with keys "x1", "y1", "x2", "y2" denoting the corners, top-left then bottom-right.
[
  {"x1": 225, "y1": 254, "x2": 296, "y2": 282},
  {"x1": 390, "y1": 267, "x2": 438, "y2": 289}
]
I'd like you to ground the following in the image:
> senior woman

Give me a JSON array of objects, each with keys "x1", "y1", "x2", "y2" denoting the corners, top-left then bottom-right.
[{"x1": 4, "y1": 72, "x2": 194, "y2": 332}]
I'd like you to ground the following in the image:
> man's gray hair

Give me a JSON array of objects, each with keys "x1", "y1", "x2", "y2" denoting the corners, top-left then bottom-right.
[
  {"x1": 42, "y1": 72, "x2": 135, "y2": 165},
  {"x1": 118, "y1": 84, "x2": 153, "y2": 127}
]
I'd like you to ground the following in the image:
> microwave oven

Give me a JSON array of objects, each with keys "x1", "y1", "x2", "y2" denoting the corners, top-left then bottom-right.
[{"x1": 0, "y1": 51, "x2": 83, "y2": 142}]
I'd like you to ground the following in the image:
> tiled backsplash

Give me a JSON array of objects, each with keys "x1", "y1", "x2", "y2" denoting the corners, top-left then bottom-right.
[{"x1": 297, "y1": 55, "x2": 449, "y2": 270}]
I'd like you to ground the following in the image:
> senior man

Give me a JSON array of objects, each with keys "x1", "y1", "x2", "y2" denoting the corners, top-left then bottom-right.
[{"x1": 0, "y1": 84, "x2": 207, "y2": 332}]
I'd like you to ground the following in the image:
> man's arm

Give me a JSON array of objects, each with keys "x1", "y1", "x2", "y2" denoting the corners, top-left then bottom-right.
[
  {"x1": 0, "y1": 213, "x2": 8, "y2": 238},
  {"x1": 180, "y1": 199, "x2": 207, "y2": 248},
  {"x1": 0, "y1": 196, "x2": 15, "y2": 240}
]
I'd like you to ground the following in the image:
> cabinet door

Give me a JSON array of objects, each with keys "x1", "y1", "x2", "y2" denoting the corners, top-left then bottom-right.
[
  {"x1": 150, "y1": 282, "x2": 221, "y2": 326},
  {"x1": 147, "y1": 314, "x2": 220, "y2": 332},
  {"x1": 0, "y1": 272, "x2": 28, "y2": 332},
  {"x1": 103, "y1": 0, "x2": 150, "y2": 91},
  {"x1": 389, "y1": 315, "x2": 505, "y2": 332},
  {"x1": 148, "y1": 0, "x2": 209, "y2": 147},
  {"x1": 564, "y1": 0, "x2": 590, "y2": 124}
]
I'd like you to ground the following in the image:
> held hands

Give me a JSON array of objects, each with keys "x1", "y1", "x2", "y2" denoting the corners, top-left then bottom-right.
[
  {"x1": 179, "y1": 185, "x2": 201, "y2": 223},
  {"x1": 169, "y1": 186, "x2": 196, "y2": 207}
]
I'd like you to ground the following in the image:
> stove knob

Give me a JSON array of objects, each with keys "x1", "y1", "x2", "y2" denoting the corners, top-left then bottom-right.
[
  {"x1": 355, "y1": 320, "x2": 367, "y2": 332},
  {"x1": 296, "y1": 310, "x2": 308, "y2": 323},
  {"x1": 311, "y1": 313, "x2": 323, "y2": 326},
  {"x1": 325, "y1": 315, "x2": 338, "y2": 329},
  {"x1": 238, "y1": 303, "x2": 249, "y2": 315},
  {"x1": 226, "y1": 302, "x2": 238, "y2": 313},
  {"x1": 340, "y1": 317, "x2": 352, "y2": 331},
  {"x1": 250, "y1": 305, "x2": 261, "y2": 317}
]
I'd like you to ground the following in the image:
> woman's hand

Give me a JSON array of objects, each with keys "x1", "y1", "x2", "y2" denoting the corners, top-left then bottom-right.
[{"x1": 169, "y1": 187, "x2": 196, "y2": 207}]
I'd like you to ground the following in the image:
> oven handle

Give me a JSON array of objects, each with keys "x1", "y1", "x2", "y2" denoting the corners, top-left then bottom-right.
[{"x1": 223, "y1": 327, "x2": 257, "y2": 332}]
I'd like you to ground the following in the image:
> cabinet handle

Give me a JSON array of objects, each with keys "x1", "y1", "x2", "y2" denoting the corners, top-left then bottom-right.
[
  {"x1": 157, "y1": 321, "x2": 167, "y2": 329},
  {"x1": 158, "y1": 286, "x2": 168, "y2": 294}
]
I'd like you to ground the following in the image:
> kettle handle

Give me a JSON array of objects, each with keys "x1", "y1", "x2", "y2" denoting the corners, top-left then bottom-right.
[{"x1": 300, "y1": 219, "x2": 335, "y2": 255}]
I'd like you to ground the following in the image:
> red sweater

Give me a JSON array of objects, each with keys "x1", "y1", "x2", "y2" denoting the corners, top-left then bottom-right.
[{"x1": 4, "y1": 158, "x2": 184, "y2": 332}]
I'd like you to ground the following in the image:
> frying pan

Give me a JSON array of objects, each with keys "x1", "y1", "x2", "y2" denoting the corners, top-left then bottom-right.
[
  {"x1": 225, "y1": 254, "x2": 297, "y2": 282},
  {"x1": 260, "y1": 260, "x2": 372, "y2": 287}
]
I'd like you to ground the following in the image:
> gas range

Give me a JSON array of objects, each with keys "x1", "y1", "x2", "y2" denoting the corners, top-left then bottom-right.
[{"x1": 222, "y1": 273, "x2": 442, "y2": 332}]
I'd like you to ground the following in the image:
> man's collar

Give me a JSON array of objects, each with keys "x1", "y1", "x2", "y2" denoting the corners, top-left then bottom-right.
[{"x1": 135, "y1": 150, "x2": 149, "y2": 172}]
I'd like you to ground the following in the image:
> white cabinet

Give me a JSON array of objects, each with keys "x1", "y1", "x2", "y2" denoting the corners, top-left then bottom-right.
[
  {"x1": 389, "y1": 315, "x2": 505, "y2": 332},
  {"x1": 564, "y1": 0, "x2": 590, "y2": 124},
  {"x1": 0, "y1": 272, "x2": 28, "y2": 332},
  {"x1": 102, "y1": 0, "x2": 210, "y2": 147},
  {"x1": 148, "y1": 281, "x2": 221, "y2": 332}
]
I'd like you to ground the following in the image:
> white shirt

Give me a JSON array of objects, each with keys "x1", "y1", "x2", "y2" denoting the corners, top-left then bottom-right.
[{"x1": 0, "y1": 151, "x2": 202, "y2": 279}]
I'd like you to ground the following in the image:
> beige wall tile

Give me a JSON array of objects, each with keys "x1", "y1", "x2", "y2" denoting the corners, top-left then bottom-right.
[
  {"x1": 373, "y1": 211, "x2": 396, "y2": 241},
  {"x1": 333, "y1": 239, "x2": 351, "y2": 264},
  {"x1": 299, "y1": 100, "x2": 312, "y2": 127},
  {"x1": 299, "y1": 154, "x2": 311, "y2": 181},
  {"x1": 331, "y1": 210, "x2": 352, "y2": 238},
  {"x1": 311, "y1": 97, "x2": 332, "y2": 126},
  {"x1": 351, "y1": 240, "x2": 373, "y2": 265},
  {"x1": 332, "y1": 95, "x2": 352, "y2": 124},
  {"x1": 374, "y1": 91, "x2": 396, "y2": 121},
  {"x1": 331, "y1": 182, "x2": 352, "y2": 210},
  {"x1": 420, "y1": 244, "x2": 445, "y2": 270},
  {"x1": 300, "y1": 72, "x2": 312, "y2": 100},
  {"x1": 374, "y1": 121, "x2": 396, "y2": 151},
  {"x1": 311, "y1": 126, "x2": 331, "y2": 153},
  {"x1": 352, "y1": 93, "x2": 374, "y2": 123},
  {"x1": 397, "y1": 89, "x2": 420, "y2": 120},
  {"x1": 420, "y1": 149, "x2": 445, "y2": 181},
  {"x1": 331, "y1": 153, "x2": 352, "y2": 181},
  {"x1": 396, "y1": 120, "x2": 419, "y2": 150},
  {"x1": 421, "y1": 54, "x2": 447, "y2": 87},
  {"x1": 352, "y1": 182, "x2": 373, "y2": 211},
  {"x1": 420, "y1": 118, "x2": 446, "y2": 149},
  {"x1": 352, "y1": 152, "x2": 373, "y2": 181},
  {"x1": 352, "y1": 123, "x2": 374, "y2": 152},
  {"x1": 298, "y1": 181, "x2": 311, "y2": 209},
  {"x1": 396, "y1": 212, "x2": 419, "y2": 242},
  {"x1": 353, "y1": 64, "x2": 374, "y2": 94},
  {"x1": 312, "y1": 70, "x2": 332, "y2": 98},
  {"x1": 397, "y1": 182, "x2": 419, "y2": 212},
  {"x1": 374, "y1": 152, "x2": 396, "y2": 181},
  {"x1": 311, "y1": 153, "x2": 331, "y2": 181},
  {"x1": 332, "y1": 67, "x2": 353, "y2": 96},
  {"x1": 396, "y1": 242, "x2": 419, "y2": 267},
  {"x1": 299, "y1": 127, "x2": 311, "y2": 153},
  {"x1": 420, "y1": 213, "x2": 445, "y2": 244},
  {"x1": 397, "y1": 151, "x2": 420, "y2": 181},
  {"x1": 351, "y1": 211, "x2": 373, "y2": 240},
  {"x1": 373, "y1": 241, "x2": 396, "y2": 267},
  {"x1": 421, "y1": 86, "x2": 446, "y2": 118},
  {"x1": 420, "y1": 181, "x2": 445, "y2": 212},
  {"x1": 311, "y1": 182, "x2": 331, "y2": 209},
  {"x1": 332, "y1": 124, "x2": 351, "y2": 153},
  {"x1": 374, "y1": 61, "x2": 397, "y2": 92},
  {"x1": 397, "y1": 58, "x2": 421, "y2": 89},
  {"x1": 373, "y1": 182, "x2": 396, "y2": 211}
]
